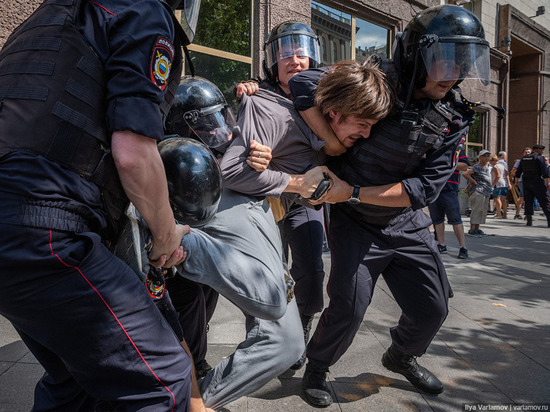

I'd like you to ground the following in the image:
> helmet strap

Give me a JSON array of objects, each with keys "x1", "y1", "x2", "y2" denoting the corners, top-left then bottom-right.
[
  {"x1": 403, "y1": 49, "x2": 420, "y2": 111},
  {"x1": 183, "y1": 45, "x2": 195, "y2": 77}
]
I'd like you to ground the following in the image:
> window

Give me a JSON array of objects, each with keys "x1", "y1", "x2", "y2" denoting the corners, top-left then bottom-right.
[
  {"x1": 179, "y1": 0, "x2": 252, "y2": 110},
  {"x1": 463, "y1": 0, "x2": 482, "y2": 20},
  {"x1": 355, "y1": 18, "x2": 390, "y2": 61},
  {"x1": 466, "y1": 111, "x2": 487, "y2": 160},
  {"x1": 311, "y1": 1, "x2": 390, "y2": 66}
]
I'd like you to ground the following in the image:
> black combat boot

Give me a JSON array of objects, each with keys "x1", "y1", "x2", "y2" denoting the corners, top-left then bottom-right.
[
  {"x1": 382, "y1": 344, "x2": 444, "y2": 395},
  {"x1": 290, "y1": 313, "x2": 313, "y2": 370},
  {"x1": 526, "y1": 215, "x2": 533, "y2": 226},
  {"x1": 547, "y1": 217, "x2": 550, "y2": 228},
  {"x1": 302, "y1": 361, "x2": 333, "y2": 407}
]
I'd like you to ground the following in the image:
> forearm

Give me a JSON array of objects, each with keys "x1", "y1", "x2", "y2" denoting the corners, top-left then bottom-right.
[
  {"x1": 112, "y1": 131, "x2": 175, "y2": 241},
  {"x1": 462, "y1": 170, "x2": 475, "y2": 184},
  {"x1": 179, "y1": 339, "x2": 211, "y2": 412},
  {"x1": 358, "y1": 182, "x2": 412, "y2": 207},
  {"x1": 299, "y1": 107, "x2": 346, "y2": 156},
  {"x1": 284, "y1": 174, "x2": 308, "y2": 194},
  {"x1": 314, "y1": 171, "x2": 411, "y2": 207},
  {"x1": 284, "y1": 167, "x2": 328, "y2": 199}
]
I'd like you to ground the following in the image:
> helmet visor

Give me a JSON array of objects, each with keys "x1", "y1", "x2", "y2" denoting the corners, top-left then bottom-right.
[
  {"x1": 183, "y1": 0, "x2": 201, "y2": 39},
  {"x1": 266, "y1": 34, "x2": 320, "y2": 69},
  {"x1": 185, "y1": 104, "x2": 236, "y2": 152},
  {"x1": 420, "y1": 37, "x2": 491, "y2": 86},
  {"x1": 174, "y1": 0, "x2": 201, "y2": 44}
]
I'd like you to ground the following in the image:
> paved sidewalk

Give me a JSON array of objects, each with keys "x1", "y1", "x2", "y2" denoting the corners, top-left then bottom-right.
[{"x1": 1, "y1": 211, "x2": 549, "y2": 411}]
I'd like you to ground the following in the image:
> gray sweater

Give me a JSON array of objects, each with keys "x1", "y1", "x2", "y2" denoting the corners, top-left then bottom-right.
[{"x1": 220, "y1": 89, "x2": 326, "y2": 211}]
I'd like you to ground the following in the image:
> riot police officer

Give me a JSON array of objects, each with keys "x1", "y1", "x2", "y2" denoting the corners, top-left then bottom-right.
[
  {"x1": 515, "y1": 144, "x2": 550, "y2": 227},
  {"x1": 0, "y1": 0, "x2": 205, "y2": 410},
  {"x1": 289, "y1": 5, "x2": 490, "y2": 406}
]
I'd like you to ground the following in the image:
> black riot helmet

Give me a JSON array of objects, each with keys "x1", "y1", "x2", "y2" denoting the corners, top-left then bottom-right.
[
  {"x1": 165, "y1": 76, "x2": 236, "y2": 156},
  {"x1": 263, "y1": 21, "x2": 321, "y2": 82},
  {"x1": 397, "y1": 5, "x2": 490, "y2": 90},
  {"x1": 163, "y1": 0, "x2": 201, "y2": 45},
  {"x1": 158, "y1": 137, "x2": 222, "y2": 227}
]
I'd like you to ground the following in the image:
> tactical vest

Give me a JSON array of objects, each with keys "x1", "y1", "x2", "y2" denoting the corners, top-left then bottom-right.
[
  {"x1": 0, "y1": 0, "x2": 182, "y2": 239},
  {"x1": 338, "y1": 58, "x2": 468, "y2": 226},
  {"x1": 519, "y1": 154, "x2": 540, "y2": 179}
]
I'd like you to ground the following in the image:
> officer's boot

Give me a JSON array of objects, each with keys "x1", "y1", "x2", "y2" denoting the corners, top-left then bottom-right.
[
  {"x1": 382, "y1": 344, "x2": 444, "y2": 395},
  {"x1": 290, "y1": 313, "x2": 314, "y2": 370},
  {"x1": 302, "y1": 361, "x2": 333, "y2": 407},
  {"x1": 526, "y1": 215, "x2": 533, "y2": 226}
]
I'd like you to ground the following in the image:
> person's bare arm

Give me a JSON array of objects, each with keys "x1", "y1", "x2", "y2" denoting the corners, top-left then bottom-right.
[
  {"x1": 112, "y1": 130, "x2": 188, "y2": 267},
  {"x1": 286, "y1": 166, "x2": 329, "y2": 199},
  {"x1": 299, "y1": 106, "x2": 346, "y2": 156},
  {"x1": 178, "y1": 339, "x2": 214, "y2": 412},
  {"x1": 491, "y1": 167, "x2": 501, "y2": 187},
  {"x1": 462, "y1": 168, "x2": 476, "y2": 185},
  {"x1": 456, "y1": 162, "x2": 468, "y2": 172},
  {"x1": 309, "y1": 168, "x2": 412, "y2": 207}
]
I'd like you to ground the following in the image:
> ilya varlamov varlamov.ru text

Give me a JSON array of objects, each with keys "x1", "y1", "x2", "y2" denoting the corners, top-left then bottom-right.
[{"x1": 464, "y1": 404, "x2": 549, "y2": 411}]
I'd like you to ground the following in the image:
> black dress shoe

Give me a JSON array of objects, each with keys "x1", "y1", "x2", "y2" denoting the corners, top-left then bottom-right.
[
  {"x1": 382, "y1": 345, "x2": 444, "y2": 395},
  {"x1": 302, "y1": 362, "x2": 333, "y2": 407}
]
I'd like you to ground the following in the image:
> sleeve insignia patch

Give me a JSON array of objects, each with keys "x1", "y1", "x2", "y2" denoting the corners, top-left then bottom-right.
[{"x1": 150, "y1": 37, "x2": 175, "y2": 91}]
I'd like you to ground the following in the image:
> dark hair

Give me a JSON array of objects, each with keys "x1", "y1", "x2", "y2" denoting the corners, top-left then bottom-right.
[{"x1": 315, "y1": 58, "x2": 395, "y2": 123}]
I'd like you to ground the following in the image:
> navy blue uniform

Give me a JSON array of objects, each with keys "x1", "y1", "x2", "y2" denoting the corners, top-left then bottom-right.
[
  {"x1": 515, "y1": 153, "x2": 550, "y2": 220},
  {"x1": 0, "y1": 1, "x2": 191, "y2": 410},
  {"x1": 290, "y1": 67, "x2": 473, "y2": 368}
]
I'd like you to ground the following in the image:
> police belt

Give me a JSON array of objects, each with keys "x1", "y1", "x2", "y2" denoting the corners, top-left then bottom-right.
[
  {"x1": 1, "y1": 194, "x2": 94, "y2": 233},
  {"x1": 336, "y1": 202, "x2": 411, "y2": 228}
]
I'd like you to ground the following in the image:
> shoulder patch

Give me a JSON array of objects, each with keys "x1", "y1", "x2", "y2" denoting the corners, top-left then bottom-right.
[{"x1": 150, "y1": 37, "x2": 175, "y2": 90}]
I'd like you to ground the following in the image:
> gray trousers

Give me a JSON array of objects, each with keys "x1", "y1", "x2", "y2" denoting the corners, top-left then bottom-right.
[
  {"x1": 200, "y1": 299, "x2": 303, "y2": 410},
  {"x1": 178, "y1": 189, "x2": 304, "y2": 409}
]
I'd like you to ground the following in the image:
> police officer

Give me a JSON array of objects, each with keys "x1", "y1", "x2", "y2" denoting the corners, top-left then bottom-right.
[
  {"x1": 289, "y1": 5, "x2": 490, "y2": 406},
  {"x1": 0, "y1": 0, "x2": 206, "y2": 410},
  {"x1": 515, "y1": 144, "x2": 550, "y2": 227}
]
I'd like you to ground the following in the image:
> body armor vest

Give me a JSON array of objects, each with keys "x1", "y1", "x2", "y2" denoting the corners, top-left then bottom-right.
[
  {"x1": 0, "y1": 0, "x2": 182, "y2": 239},
  {"x1": 338, "y1": 58, "x2": 465, "y2": 226},
  {"x1": 519, "y1": 154, "x2": 540, "y2": 179}
]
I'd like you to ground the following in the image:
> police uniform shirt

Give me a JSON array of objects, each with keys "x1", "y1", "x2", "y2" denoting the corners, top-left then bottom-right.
[{"x1": 0, "y1": 0, "x2": 178, "y2": 232}]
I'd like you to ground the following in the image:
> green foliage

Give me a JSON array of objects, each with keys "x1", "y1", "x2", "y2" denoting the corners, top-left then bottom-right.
[
  {"x1": 194, "y1": 0, "x2": 250, "y2": 56},
  {"x1": 186, "y1": 52, "x2": 250, "y2": 112}
]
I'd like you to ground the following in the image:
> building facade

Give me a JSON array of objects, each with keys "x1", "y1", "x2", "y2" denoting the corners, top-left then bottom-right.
[{"x1": 2, "y1": 0, "x2": 549, "y2": 163}]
